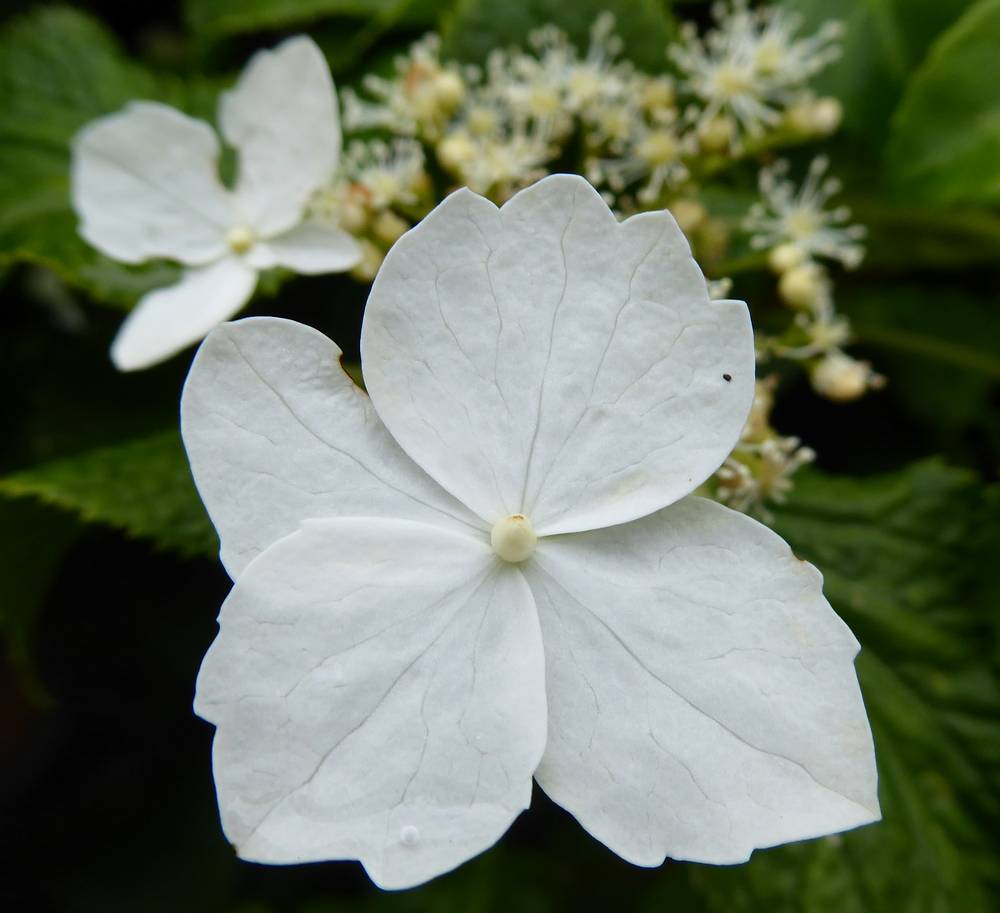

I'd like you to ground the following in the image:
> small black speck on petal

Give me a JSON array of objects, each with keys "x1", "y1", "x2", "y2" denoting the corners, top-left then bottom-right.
[{"x1": 723, "y1": 373, "x2": 732, "y2": 382}]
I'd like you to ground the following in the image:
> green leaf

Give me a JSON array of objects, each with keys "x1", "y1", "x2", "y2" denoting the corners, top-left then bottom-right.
[
  {"x1": 886, "y1": 0, "x2": 1000, "y2": 205},
  {"x1": 853, "y1": 201, "x2": 1000, "y2": 271},
  {"x1": 0, "y1": 7, "x2": 217, "y2": 305},
  {"x1": 781, "y1": 0, "x2": 975, "y2": 151},
  {"x1": 688, "y1": 461, "x2": 1000, "y2": 912},
  {"x1": 0, "y1": 430, "x2": 218, "y2": 560},
  {"x1": 841, "y1": 285, "x2": 1000, "y2": 462},
  {"x1": 183, "y1": 0, "x2": 440, "y2": 40},
  {"x1": 441, "y1": 0, "x2": 673, "y2": 72}
]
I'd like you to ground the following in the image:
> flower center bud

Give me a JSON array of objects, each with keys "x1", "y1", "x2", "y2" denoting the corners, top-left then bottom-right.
[
  {"x1": 491, "y1": 514, "x2": 537, "y2": 563},
  {"x1": 226, "y1": 226, "x2": 255, "y2": 254},
  {"x1": 637, "y1": 130, "x2": 679, "y2": 166},
  {"x1": 713, "y1": 63, "x2": 752, "y2": 98},
  {"x1": 785, "y1": 207, "x2": 820, "y2": 240}
]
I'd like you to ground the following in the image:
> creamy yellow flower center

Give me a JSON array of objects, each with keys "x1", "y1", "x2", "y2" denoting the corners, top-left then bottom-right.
[
  {"x1": 637, "y1": 130, "x2": 679, "y2": 166},
  {"x1": 528, "y1": 85, "x2": 561, "y2": 117},
  {"x1": 490, "y1": 514, "x2": 537, "y2": 563},
  {"x1": 226, "y1": 226, "x2": 255, "y2": 254},
  {"x1": 785, "y1": 207, "x2": 820, "y2": 239},
  {"x1": 712, "y1": 63, "x2": 753, "y2": 98}
]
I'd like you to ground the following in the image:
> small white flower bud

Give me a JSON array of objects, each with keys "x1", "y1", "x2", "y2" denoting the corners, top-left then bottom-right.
[
  {"x1": 491, "y1": 514, "x2": 537, "y2": 563},
  {"x1": 810, "y1": 352, "x2": 870, "y2": 402},
  {"x1": 466, "y1": 105, "x2": 498, "y2": 136},
  {"x1": 641, "y1": 76, "x2": 675, "y2": 113},
  {"x1": 437, "y1": 132, "x2": 477, "y2": 172},
  {"x1": 811, "y1": 98, "x2": 843, "y2": 134},
  {"x1": 350, "y1": 239, "x2": 384, "y2": 283},
  {"x1": 432, "y1": 70, "x2": 465, "y2": 110},
  {"x1": 637, "y1": 130, "x2": 680, "y2": 167},
  {"x1": 338, "y1": 193, "x2": 370, "y2": 234},
  {"x1": 768, "y1": 242, "x2": 806, "y2": 274},
  {"x1": 669, "y1": 199, "x2": 706, "y2": 235},
  {"x1": 372, "y1": 210, "x2": 409, "y2": 246},
  {"x1": 698, "y1": 116, "x2": 735, "y2": 153},
  {"x1": 786, "y1": 97, "x2": 843, "y2": 137},
  {"x1": 778, "y1": 262, "x2": 825, "y2": 309}
]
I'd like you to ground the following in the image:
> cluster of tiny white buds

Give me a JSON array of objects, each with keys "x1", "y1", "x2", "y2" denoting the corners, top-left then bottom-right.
[
  {"x1": 439, "y1": 119, "x2": 556, "y2": 200},
  {"x1": 341, "y1": 8, "x2": 846, "y2": 210},
  {"x1": 341, "y1": 35, "x2": 467, "y2": 140},
  {"x1": 308, "y1": 138, "x2": 430, "y2": 282},
  {"x1": 741, "y1": 155, "x2": 881, "y2": 402},
  {"x1": 712, "y1": 377, "x2": 816, "y2": 515},
  {"x1": 586, "y1": 114, "x2": 694, "y2": 205},
  {"x1": 342, "y1": 138, "x2": 428, "y2": 210}
]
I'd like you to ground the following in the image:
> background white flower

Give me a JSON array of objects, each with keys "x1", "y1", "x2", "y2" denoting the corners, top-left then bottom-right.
[
  {"x1": 71, "y1": 36, "x2": 361, "y2": 372},
  {"x1": 745, "y1": 156, "x2": 866, "y2": 268},
  {"x1": 182, "y1": 174, "x2": 879, "y2": 889}
]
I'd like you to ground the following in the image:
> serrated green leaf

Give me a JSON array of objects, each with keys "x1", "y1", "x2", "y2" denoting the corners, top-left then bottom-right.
[
  {"x1": 781, "y1": 0, "x2": 975, "y2": 151},
  {"x1": 886, "y1": 0, "x2": 1000, "y2": 205},
  {"x1": 686, "y1": 461, "x2": 1000, "y2": 912},
  {"x1": 0, "y1": 7, "x2": 218, "y2": 305},
  {"x1": 440, "y1": 0, "x2": 673, "y2": 72},
  {"x1": 0, "y1": 430, "x2": 217, "y2": 560}
]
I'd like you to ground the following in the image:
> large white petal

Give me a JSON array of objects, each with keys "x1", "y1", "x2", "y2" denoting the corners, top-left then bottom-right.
[
  {"x1": 195, "y1": 517, "x2": 547, "y2": 889},
  {"x1": 245, "y1": 221, "x2": 361, "y2": 274},
  {"x1": 220, "y1": 36, "x2": 341, "y2": 238},
  {"x1": 72, "y1": 101, "x2": 233, "y2": 265},
  {"x1": 525, "y1": 496, "x2": 879, "y2": 866},
  {"x1": 111, "y1": 257, "x2": 256, "y2": 371},
  {"x1": 181, "y1": 317, "x2": 484, "y2": 578},
  {"x1": 361, "y1": 174, "x2": 754, "y2": 532}
]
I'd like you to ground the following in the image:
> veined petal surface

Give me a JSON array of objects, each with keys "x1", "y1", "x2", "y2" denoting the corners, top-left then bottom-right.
[
  {"x1": 361, "y1": 173, "x2": 754, "y2": 531},
  {"x1": 525, "y1": 496, "x2": 880, "y2": 865},
  {"x1": 181, "y1": 318, "x2": 484, "y2": 578},
  {"x1": 246, "y1": 221, "x2": 361, "y2": 274},
  {"x1": 195, "y1": 518, "x2": 547, "y2": 889},
  {"x1": 72, "y1": 101, "x2": 232, "y2": 265},
  {"x1": 111, "y1": 257, "x2": 256, "y2": 371},
  {"x1": 219, "y1": 36, "x2": 341, "y2": 239}
]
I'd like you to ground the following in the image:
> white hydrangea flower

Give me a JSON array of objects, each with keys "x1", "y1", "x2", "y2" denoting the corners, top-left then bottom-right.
[
  {"x1": 182, "y1": 174, "x2": 879, "y2": 889},
  {"x1": 72, "y1": 37, "x2": 360, "y2": 371},
  {"x1": 745, "y1": 156, "x2": 866, "y2": 268}
]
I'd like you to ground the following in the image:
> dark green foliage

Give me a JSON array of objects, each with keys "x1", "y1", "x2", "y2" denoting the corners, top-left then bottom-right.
[
  {"x1": 887, "y1": 0, "x2": 1000, "y2": 204},
  {"x1": 441, "y1": 0, "x2": 674, "y2": 70},
  {"x1": 0, "y1": 8, "x2": 217, "y2": 305},
  {"x1": 0, "y1": 430, "x2": 218, "y2": 560}
]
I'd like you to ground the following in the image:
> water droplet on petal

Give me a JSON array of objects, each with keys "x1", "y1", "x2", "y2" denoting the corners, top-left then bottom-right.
[{"x1": 399, "y1": 825, "x2": 419, "y2": 847}]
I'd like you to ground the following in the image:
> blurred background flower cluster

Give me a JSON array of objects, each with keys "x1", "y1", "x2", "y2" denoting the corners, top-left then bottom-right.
[{"x1": 1, "y1": 1, "x2": 998, "y2": 911}]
